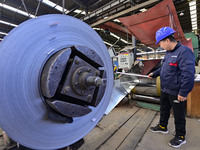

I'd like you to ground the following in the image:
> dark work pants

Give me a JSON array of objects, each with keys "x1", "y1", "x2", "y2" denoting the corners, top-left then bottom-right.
[{"x1": 159, "y1": 91, "x2": 186, "y2": 136}]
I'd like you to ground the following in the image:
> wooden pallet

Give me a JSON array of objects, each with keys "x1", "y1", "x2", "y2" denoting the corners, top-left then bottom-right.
[{"x1": 79, "y1": 105, "x2": 157, "y2": 150}]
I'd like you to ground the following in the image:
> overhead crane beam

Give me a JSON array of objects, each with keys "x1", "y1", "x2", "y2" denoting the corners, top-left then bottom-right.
[{"x1": 90, "y1": 0, "x2": 160, "y2": 27}]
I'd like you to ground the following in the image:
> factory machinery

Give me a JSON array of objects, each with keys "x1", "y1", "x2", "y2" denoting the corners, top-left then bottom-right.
[
  {"x1": 114, "y1": 44, "x2": 200, "y2": 105},
  {"x1": 1, "y1": 14, "x2": 199, "y2": 150},
  {"x1": 0, "y1": 14, "x2": 114, "y2": 150},
  {"x1": 111, "y1": 47, "x2": 163, "y2": 105}
]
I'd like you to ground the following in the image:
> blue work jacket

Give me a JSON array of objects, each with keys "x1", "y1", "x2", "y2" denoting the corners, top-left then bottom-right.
[{"x1": 152, "y1": 41, "x2": 195, "y2": 97}]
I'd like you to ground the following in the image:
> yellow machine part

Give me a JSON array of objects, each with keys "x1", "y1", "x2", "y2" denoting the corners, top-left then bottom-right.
[
  {"x1": 131, "y1": 76, "x2": 161, "y2": 97},
  {"x1": 156, "y1": 76, "x2": 161, "y2": 97}
]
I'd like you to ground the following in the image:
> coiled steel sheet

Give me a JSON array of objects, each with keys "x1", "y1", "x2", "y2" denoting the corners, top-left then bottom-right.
[{"x1": 0, "y1": 14, "x2": 113, "y2": 150}]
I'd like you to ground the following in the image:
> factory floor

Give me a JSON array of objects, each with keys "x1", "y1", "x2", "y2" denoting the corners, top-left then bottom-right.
[
  {"x1": 0, "y1": 101, "x2": 200, "y2": 150},
  {"x1": 79, "y1": 101, "x2": 200, "y2": 150}
]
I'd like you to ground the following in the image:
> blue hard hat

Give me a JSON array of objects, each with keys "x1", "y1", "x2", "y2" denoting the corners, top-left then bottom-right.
[{"x1": 155, "y1": 27, "x2": 176, "y2": 44}]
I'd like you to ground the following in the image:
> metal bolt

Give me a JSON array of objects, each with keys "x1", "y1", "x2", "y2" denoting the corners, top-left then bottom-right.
[
  {"x1": 78, "y1": 70, "x2": 82, "y2": 74},
  {"x1": 95, "y1": 77, "x2": 103, "y2": 87},
  {"x1": 75, "y1": 82, "x2": 79, "y2": 86},
  {"x1": 75, "y1": 59, "x2": 80, "y2": 64},
  {"x1": 87, "y1": 94, "x2": 92, "y2": 100},
  {"x1": 64, "y1": 86, "x2": 70, "y2": 93},
  {"x1": 88, "y1": 68, "x2": 91, "y2": 72},
  {"x1": 81, "y1": 90, "x2": 85, "y2": 94},
  {"x1": 86, "y1": 76, "x2": 103, "y2": 87}
]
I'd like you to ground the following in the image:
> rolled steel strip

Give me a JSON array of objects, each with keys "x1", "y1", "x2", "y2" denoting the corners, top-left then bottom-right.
[{"x1": 0, "y1": 14, "x2": 113, "y2": 150}]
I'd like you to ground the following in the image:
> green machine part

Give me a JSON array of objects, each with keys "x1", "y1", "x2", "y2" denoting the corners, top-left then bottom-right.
[{"x1": 185, "y1": 32, "x2": 199, "y2": 61}]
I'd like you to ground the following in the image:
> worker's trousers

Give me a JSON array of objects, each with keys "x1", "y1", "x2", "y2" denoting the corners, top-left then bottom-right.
[{"x1": 159, "y1": 91, "x2": 186, "y2": 136}]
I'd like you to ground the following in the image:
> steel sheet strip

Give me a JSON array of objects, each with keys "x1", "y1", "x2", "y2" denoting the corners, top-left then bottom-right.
[{"x1": 0, "y1": 14, "x2": 113, "y2": 150}]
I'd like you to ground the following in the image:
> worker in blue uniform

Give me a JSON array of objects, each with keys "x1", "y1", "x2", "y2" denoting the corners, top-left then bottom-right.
[{"x1": 148, "y1": 27, "x2": 195, "y2": 148}]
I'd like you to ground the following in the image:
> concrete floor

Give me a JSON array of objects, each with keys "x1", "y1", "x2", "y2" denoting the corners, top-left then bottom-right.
[{"x1": 136, "y1": 113, "x2": 200, "y2": 150}]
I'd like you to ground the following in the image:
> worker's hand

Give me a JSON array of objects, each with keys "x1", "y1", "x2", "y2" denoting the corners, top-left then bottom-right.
[
  {"x1": 178, "y1": 95, "x2": 187, "y2": 102},
  {"x1": 148, "y1": 73, "x2": 153, "y2": 79}
]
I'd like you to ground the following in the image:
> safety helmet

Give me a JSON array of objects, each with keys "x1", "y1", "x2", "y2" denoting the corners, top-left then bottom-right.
[{"x1": 155, "y1": 27, "x2": 176, "y2": 44}]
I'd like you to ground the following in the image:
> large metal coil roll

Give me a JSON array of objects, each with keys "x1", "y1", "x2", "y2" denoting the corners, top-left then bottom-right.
[{"x1": 0, "y1": 14, "x2": 113, "y2": 150}]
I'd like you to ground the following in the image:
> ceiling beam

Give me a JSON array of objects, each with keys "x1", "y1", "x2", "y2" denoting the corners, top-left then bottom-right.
[
  {"x1": 89, "y1": 3, "x2": 131, "y2": 24},
  {"x1": 90, "y1": 0, "x2": 160, "y2": 27},
  {"x1": 82, "y1": 0, "x2": 128, "y2": 21}
]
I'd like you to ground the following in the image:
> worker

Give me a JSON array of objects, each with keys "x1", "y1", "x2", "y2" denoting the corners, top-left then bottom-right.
[{"x1": 148, "y1": 27, "x2": 195, "y2": 148}]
